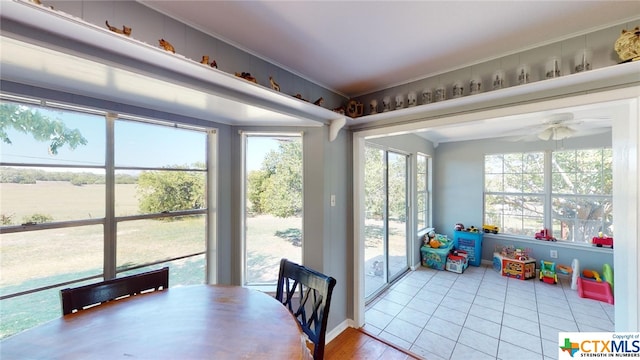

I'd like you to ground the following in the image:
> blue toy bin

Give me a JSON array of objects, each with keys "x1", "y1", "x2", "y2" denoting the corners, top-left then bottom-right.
[{"x1": 453, "y1": 231, "x2": 483, "y2": 266}]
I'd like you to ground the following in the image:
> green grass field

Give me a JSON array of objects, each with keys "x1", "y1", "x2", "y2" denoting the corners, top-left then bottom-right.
[{"x1": 0, "y1": 181, "x2": 302, "y2": 339}]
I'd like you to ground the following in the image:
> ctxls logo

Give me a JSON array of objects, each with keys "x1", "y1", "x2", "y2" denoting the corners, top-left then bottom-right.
[{"x1": 559, "y1": 332, "x2": 640, "y2": 359}]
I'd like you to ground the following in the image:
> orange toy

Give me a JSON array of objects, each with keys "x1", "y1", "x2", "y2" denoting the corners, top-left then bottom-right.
[{"x1": 582, "y1": 269, "x2": 602, "y2": 282}]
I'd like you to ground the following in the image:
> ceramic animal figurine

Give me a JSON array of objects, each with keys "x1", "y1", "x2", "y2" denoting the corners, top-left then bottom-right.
[
  {"x1": 158, "y1": 39, "x2": 175, "y2": 53},
  {"x1": 105, "y1": 20, "x2": 131, "y2": 36},
  {"x1": 293, "y1": 93, "x2": 308, "y2": 102},
  {"x1": 313, "y1": 97, "x2": 324, "y2": 106},
  {"x1": 615, "y1": 26, "x2": 640, "y2": 62},
  {"x1": 269, "y1": 76, "x2": 280, "y2": 91},
  {"x1": 235, "y1": 72, "x2": 257, "y2": 83}
]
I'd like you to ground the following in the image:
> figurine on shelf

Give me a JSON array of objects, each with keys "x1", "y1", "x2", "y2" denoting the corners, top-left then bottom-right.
[
  {"x1": 333, "y1": 106, "x2": 345, "y2": 115},
  {"x1": 313, "y1": 97, "x2": 324, "y2": 106},
  {"x1": 105, "y1": 20, "x2": 131, "y2": 36},
  {"x1": 293, "y1": 93, "x2": 308, "y2": 102},
  {"x1": 614, "y1": 26, "x2": 640, "y2": 63},
  {"x1": 346, "y1": 100, "x2": 364, "y2": 118},
  {"x1": 269, "y1": 76, "x2": 280, "y2": 91},
  {"x1": 200, "y1": 56, "x2": 218, "y2": 69},
  {"x1": 235, "y1": 72, "x2": 257, "y2": 83},
  {"x1": 158, "y1": 39, "x2": 175, "y2": 53}
]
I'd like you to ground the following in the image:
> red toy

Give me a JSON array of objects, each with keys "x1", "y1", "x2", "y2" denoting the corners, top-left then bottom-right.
[
  {"x1": 535, "y1": 228, "x2": 556, "y2": 241},
  {"x1": 592, "y1": 233, "x2": 613, "y2": 248}
]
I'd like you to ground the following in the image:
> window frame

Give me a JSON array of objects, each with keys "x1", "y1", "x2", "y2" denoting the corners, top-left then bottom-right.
[
  {"x1": 0, "y1": 97, "x2": 211, "y2": 298},
  {"x1": 240, "y1": 131, "x2": 304, "y2": 289},
  {"x1": 416, "y1": 153, "x2": 430, "y2": 232}
]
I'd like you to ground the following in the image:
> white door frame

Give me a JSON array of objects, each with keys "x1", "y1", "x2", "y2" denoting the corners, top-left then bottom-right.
[{"x1": 353, "y1": 87, "x2": 640, "y2": 331}]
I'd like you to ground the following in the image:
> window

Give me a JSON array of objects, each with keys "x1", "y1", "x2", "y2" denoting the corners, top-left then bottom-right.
[
  {"x1": 416, "y1": 153, "x2": 430, "y2": 231},
  {"x1": 484, "y1": 152, "x2": 545, "y2": 236},
  {"x1": 0, "y1": 98, "x2": 209, "y2": 338},
  {"x1": 484, "y1": 148, "x2": 612, "y2": 243},
  {"x1": 551, "y1": 148, "x2": 613, "y2": 242},
  {"x1": 242, "y1": 134, "x2": 303, "y2": 286}
]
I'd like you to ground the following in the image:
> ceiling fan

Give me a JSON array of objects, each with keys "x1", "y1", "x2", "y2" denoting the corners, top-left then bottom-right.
[
  {"x1": 509, "y1": 112, "x2": 611, "y2": 142},
  {"x1": 537, "y1": 113, "x2": 581, "y2": 140}
]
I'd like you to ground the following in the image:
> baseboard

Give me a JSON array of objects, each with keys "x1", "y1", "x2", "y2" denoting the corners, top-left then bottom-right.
[{"x1": 325, "y1": 319, "x2": 355, "y2": 344}]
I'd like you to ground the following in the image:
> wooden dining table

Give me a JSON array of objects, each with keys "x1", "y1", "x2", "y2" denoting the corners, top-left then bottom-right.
[{"x1": 0, "y1": 285, "x2": 311, "y2": 359}]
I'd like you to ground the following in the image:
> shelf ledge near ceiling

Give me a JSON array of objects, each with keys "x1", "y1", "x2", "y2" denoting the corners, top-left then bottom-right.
[
  {"x1": 349, "y1": 60, "x2": 640, "y2": 130},
  {"x1": 1, "y1": 0, "x2": 348, "y2": 139}
]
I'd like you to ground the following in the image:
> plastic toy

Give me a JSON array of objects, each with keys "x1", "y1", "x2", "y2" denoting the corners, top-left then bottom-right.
[
  {"x1": 467, "y1": 225, "x2": 479, "y2": 233},
  {"x1": 592, "y1": 232, "x2": 613, "y2": 248},
  {"x1": 603, "y1": 263, "x2": 614, "y2": 291},
  {"x1": 502, "y1": 257, "x2": 536, "y2": 280},
  {"x1": 445, "y1": 249, "x2": 469, "y2": 273},
  {"x1": 582, "y1": 269, "x2": 602, "y2": 282},
  {"x1": 539, "y1": 260, "x2": 558, "y2": 284},
  {"x1": 423, "y1": 228, "x2": 436, "y2": 246},
  {"x1": 556, "y1": 264, "x2": 572, "y2": 276},
  {"x1": 482, "y1": 224, "x2": 499, "y2": 234},
  {"x1": 578, "y1": 264, "x2": 614, "y2": 304},
  {"x1": 514, "y1": 248, "x2": 528, "y2": 261},
  {"x1": 535, "y1": 228, "x2": 556, "y2": 241},
  {"x1": 454, "y1": 223, "x2": 465, "y2": 231}
]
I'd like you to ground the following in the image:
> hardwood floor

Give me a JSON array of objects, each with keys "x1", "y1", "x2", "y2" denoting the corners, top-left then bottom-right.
[{"x1": 325, "y1": 327, "x2": 422, "y2": 360}]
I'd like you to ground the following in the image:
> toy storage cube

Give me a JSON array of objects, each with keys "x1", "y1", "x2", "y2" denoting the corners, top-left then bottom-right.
[
  {"x1": 502, "y1": 258, "x2": 536, "y2": 280},
  {"x1": 421, "y1": 242, "x2": 454, "y2": 270},
  {"x1": 446, "y1": 250, "x2": 469, "y2": 274},
  {"x1": 453, "y1": 231, "x2": 483, "y2": 266}
]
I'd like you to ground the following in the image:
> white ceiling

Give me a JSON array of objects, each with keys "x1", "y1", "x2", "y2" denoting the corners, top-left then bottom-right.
[{"x1": 140, "y1": 1, "x2": 639, "y2": 97}]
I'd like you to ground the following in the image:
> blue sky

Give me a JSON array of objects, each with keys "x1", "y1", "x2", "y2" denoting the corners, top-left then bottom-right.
[{"x1": 1, "y1": 103, "x2": 289, "y2": 174}]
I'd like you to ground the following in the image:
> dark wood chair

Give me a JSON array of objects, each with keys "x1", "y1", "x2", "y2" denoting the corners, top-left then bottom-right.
[
  {"x1": 276, "y1": 258, "x2": 336, "y2": 360},
  {"x1": 60, "y1": 267, "x2": 169, "y2": 315}
]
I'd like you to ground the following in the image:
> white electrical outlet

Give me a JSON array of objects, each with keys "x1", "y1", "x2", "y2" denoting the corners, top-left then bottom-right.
[
  {"x1": 330, "y1": 195, "x2": 336, "y2": 207},
  {"x1": 550, "y1": 250, "x2": 558, "y2": 258}
]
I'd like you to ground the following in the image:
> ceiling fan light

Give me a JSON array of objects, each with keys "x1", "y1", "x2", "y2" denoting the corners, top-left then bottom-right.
[
  {"x1": 553, "y1": 126, "x2": 575, "y2": 140},
  {"x1": 538, "y1": 128, "x2": 553, "y2": 140}
]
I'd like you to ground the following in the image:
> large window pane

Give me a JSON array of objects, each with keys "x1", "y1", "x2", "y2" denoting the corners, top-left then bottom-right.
[
  {"x1": 1, "y1": 281, "x2": 99, "y2": 339},
  {"x1": 484, "y1": 152, "x2": 545, "y2": 237},
  {"x1": 115, "y1": 121, "x2": 205, "y2": 169},
  {"x1": 416, "y1": 154, "x2": 428, "y2": 232},
  {"x1": 552, "y1": 196, "x2": 612, "y2": 242},
  {"x1": 387, "y1": 152, "x2": 408, "y2": 282},
  {"x1": 0, "y1": 102, "x2": 105, "y2": 166},
  {"x1": 364, "y1": 146, "x2": 385, "y2": 298},
  {"x1": 116, "y1": 216, "x2": 205, "y2": 272},
  {"x1": 118, "y1": 254, "x2": 205, "y2": 286},
  {"x1": 116, "y1": 169, "x2": 206, "y2": 216},
  {"x1": 244, "y1": 135, "x2": 303, "y2": 285},
  {"x1": 0, "y1": 225, "x2": 103, "y2": 296},
  {"x1": 0, "y1": 167, "x2": 106, "y2": 223}
]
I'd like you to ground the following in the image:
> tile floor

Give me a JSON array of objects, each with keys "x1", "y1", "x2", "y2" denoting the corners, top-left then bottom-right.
[{"x1": 364, "y1": 264, "x2": 615, "y2": 360}]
